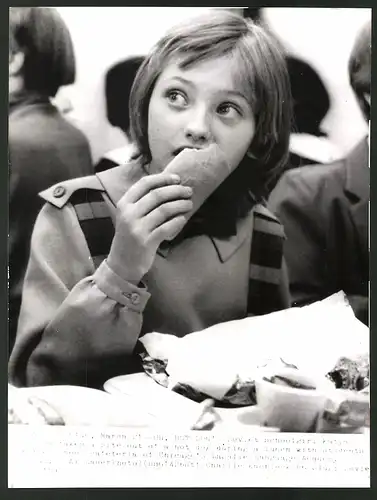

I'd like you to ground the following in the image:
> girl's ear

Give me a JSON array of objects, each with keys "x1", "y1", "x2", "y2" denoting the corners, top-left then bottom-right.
[{"x1": 9, "y1": 51, "x2": 24, "y2": 77}]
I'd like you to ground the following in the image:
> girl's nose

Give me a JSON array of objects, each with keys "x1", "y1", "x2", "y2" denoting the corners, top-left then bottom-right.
[{"x1": 184, "y1": 106, "x2": 211, "y2": 145}]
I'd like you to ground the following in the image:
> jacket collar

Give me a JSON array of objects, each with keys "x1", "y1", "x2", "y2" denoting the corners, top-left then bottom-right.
[
  {"x1": 96, "y1": 161, "x2": 253, "y2": 263},
  {"x1": 156, "y1": 211, "x2": 253, "y2": 262},
  {"x1": 344, "y1": 137, "x2": 369, "y2": 202},
  {"x1": 96, "y1": 160, "x2": 145, "y2": 205}
]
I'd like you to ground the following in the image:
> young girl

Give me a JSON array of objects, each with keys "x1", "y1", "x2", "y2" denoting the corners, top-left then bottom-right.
[{"x1": 9, "y1": 10, "x2": 293, "y2": 389}]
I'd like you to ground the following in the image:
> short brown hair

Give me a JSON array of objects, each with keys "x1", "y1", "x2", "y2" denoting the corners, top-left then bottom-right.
[
  {"x1": 349, "y1": 21, "x2": 371, "y2": 121},
  {"x1": 129, "y1": 10, "x2": 292, "y2": 189},
  {"x1": 9, "y1": 7, "x2": 76, "y2": 97}
]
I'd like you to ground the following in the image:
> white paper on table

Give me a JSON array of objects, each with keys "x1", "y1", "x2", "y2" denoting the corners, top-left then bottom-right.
[{"x1": 141, "y1": 292, "x2": 369, "y2": 401}]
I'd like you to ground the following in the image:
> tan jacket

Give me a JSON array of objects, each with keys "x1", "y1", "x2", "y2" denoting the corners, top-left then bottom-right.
[{"x1": 9, "y1": 162, "x2": 289, "y2": 388}]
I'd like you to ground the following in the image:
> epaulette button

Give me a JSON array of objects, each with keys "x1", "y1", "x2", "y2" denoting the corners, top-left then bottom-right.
[{"x1": 53, "y1": 186, "x2": 66, "y2": 198}]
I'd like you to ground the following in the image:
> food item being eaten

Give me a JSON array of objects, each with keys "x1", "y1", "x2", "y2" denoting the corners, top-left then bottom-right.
[{"x1": 164, "y1": 144, "x2": 232, "y2": 240}]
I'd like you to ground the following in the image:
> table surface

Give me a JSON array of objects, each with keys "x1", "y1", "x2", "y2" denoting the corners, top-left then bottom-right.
[{"x1": 9, "y1": 377, "x2": 368, "y2": 433}]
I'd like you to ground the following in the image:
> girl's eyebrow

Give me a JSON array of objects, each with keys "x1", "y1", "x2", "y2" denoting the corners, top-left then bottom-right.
[
  {"x1": 225, "y1": 90, "x2": 248, "y2": 102},
  {"x1": 168, "y1": 76, "x2": 195, "y2": 88},
  {"x1": 167, "y1": 76, "x2": 248, "y2": 101}
]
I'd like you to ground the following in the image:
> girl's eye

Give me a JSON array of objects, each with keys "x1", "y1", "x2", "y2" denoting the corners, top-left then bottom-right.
[
  {"x1": 217, "y1": 103, "x2": 240, "y2": 118},
  {"x1": 166, "y1": 90, "x2": 187, "y2": 107}
]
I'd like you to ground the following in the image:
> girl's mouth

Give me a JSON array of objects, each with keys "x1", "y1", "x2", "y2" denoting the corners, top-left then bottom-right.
[{"x1": 172, "y1": 147, "x2": 200, "y2": 156}]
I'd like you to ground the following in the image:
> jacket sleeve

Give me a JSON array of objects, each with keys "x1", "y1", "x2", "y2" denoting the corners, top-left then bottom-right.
[
  {"x1": 8, "y1": 201, "x2": 151, "y2": 388},
  {"x1": 268, "y1": 170, "x2": 329, "y2": 307}
]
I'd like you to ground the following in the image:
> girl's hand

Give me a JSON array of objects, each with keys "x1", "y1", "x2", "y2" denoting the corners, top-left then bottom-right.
[{"x1": 107, "y1": 172, "x2": 193, "y2": 284}]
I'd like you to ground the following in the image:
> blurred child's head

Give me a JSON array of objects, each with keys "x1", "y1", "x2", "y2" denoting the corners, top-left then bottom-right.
[
  {"x1": 9, "y1": 7, "x2": 76, "y2": 98},
  {"x1": 105, "y1": 56, "x2": 145, "y2": 138},
  {"x1": 349, "y1": 20, "x2": 371, "y2": 122},
  {"x1": 130, "y1": 10, "x2": 292, "y2": 191}
]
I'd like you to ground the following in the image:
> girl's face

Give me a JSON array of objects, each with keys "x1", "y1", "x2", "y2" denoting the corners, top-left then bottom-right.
[{"x1": 147, "y1": 54, "x2": 256, "y2": 174}]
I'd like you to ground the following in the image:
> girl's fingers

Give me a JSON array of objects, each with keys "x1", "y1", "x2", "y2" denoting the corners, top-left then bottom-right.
[
  {"x1": 144, "y1": 199, "x2": 193, "y2": 233},
  {"x1": 150, "y1": 214, "x2": 190, "y2": 244},
  {"x1": 124, "y1": 172, "x2": 181, "y2": 204},
  {"x1": 134, "y1": 184, "x2": 192, "y2": 217}
]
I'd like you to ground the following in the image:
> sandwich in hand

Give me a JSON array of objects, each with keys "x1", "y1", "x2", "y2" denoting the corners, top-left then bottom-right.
[{"x1": 164, "y1": 144, "x2": 232, "y2": 240}]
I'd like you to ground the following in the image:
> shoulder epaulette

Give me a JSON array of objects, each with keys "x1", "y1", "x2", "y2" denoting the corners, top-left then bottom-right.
[
  {"x1": 39, "y1": 175, "x2": 105, "y2": 209},
  {"x1": 39, "y1": 175, "x2": 113, "y2": 268}
]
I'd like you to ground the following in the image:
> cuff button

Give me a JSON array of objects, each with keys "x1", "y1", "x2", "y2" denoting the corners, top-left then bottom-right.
[{"x1": 130, "y1": 292, "x2": 140, "y2": 305}]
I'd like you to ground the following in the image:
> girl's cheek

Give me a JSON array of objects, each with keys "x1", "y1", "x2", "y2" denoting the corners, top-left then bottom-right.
[{"x1": 164, "y1": 112, "x2": 185, "y2": 130}]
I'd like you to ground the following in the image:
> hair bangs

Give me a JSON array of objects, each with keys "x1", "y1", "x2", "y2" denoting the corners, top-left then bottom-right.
[{"x1": 176, "y1": 41, "x2": 234, "y2": 70}]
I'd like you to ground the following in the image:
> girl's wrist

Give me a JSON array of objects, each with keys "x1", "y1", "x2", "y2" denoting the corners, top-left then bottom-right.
[{"x1": 106, "y1": 254, "x2": 144, "y2": 286}]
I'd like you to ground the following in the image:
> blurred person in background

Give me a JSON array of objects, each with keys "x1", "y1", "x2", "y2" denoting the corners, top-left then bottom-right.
[
  {"x1": 243, "y1": 7, "x2": 341, "y2": 190},
  {"x1": 269, "y1": 20, "x2": 370, "y2": 325},
  {"x1": 95, "y1": 56, "x2": 145, "y2": 173},
  {"x1": 8, "y1": 7, "x2": 94, "y2": 355}
]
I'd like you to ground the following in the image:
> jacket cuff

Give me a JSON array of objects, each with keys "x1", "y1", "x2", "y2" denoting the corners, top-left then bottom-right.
[{"x1": 93, "y1": 260, "x2": 150, "y2": 312}]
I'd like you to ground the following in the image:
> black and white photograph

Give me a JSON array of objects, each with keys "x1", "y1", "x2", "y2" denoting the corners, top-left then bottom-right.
[{"x1": 7, "y1": 6, "x2": 370, "y2": 488}]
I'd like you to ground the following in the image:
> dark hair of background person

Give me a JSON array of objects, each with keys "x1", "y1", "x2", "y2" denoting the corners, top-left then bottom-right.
[
  {"x1": 105, "y1": 55, "x2": 145, "y2": 137},
  {"x1": 9, "y1": 7, "x2": 76, "y2": 97},
  {"x1": 287, "y1": 58, "x2": 330, "y2": 137},
  {"x1": 243, "y1": 7, "x2": 330, "y2": 138},
  {"x1": 243, "y1": 8, "x2": 262, "y2": 22},
  {"x1": 348, "y1": 21, "x2": 371, "y2": 122}
]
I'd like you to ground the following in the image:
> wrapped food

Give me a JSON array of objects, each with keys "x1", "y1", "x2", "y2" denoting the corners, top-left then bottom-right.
[
  {"x1": 315, "y1": 389, "x2": 370, "y2": 433},
  {"x1": 163, "y1": 144, "x2": 232, "y2": 240},
  {"x1": 327, "y1": 354, "x2": 369, "y2": 390},
  {"x1": 139, "y1": 292, "x2": 369, "y2": 408},
  {"x1": 263, "y1": 370, "x2": 318, "y2": 390}
]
